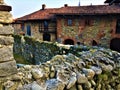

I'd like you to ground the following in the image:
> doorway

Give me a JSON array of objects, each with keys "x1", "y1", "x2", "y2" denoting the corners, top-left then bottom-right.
[
  {"x1": 110, "y1": 38, "x2": 120, "y2": 52},
  {"x1": 92, "y1": 40, "x2": 98, "y2": 46},
  {"x1": 116, "y1": 19, "x2": 120, "y2": 34},
  {"x1": 43, "y1": 33, "x2": 51, "y2": 41}
]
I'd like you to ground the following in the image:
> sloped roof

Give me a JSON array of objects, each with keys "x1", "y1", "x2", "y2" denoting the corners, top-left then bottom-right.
[
  {"x1": 17, "y1": 5, "x2": 120, "y2": 21},
  {"x1": 105, "y1": 0, "x2": 120, "y2": 3},
  {"x1": 54, "y1": 5, "x2": 120, "y2": 15},
  {"x1": 17, "y1": 8, "x2": 60, "y2": 21}
]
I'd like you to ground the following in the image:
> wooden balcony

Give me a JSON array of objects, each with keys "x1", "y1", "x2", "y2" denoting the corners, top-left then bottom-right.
[{"x1": 39, "y1": 27, "x2": 57, "y2": 33}]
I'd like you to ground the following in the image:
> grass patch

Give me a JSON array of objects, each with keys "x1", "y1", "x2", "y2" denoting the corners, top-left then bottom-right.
[{"x1": 14, "y1": 53, "x2": 31, "y2": 64}]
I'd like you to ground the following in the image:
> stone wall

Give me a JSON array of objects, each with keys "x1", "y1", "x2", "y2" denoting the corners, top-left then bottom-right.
[
  {"x1": 0, "y1": 26, "x2": 17, "y2": 77},
  {"x1": 57, "y1": 16, "x2": 114, "y2": 47},
  {"x1": 13, "y1": 35, "x2": 68, "y2": 64},
  {"x1": 0, "y1": 1, "x2": 17, "y2": 77},
  {"x1": 13, "y1": 21, "x2": 57, "y2": 42},
  {"x1": 1, "y1": 43, "x2": 120, "y2": 90}
]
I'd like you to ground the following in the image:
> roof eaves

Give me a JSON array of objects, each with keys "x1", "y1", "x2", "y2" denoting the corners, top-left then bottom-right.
[{"x1": 54, "y1": 12, "x2": 120, "y2": 16}]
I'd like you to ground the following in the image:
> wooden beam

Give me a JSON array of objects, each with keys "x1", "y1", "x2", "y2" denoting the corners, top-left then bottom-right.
[{"x1": 0, "y1": 5, "x2": 11, "y2": 11}]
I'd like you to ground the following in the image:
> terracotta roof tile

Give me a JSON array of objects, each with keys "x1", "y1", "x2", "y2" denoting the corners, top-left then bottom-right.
[
  {"x1": 17, "y1": 8, "x2": 60, "y2": 21},
  {"x1": 17, "y1": 5, "x2": 120, "y2": 21},
  {"x1": 105, "y1": 0, "x2": 120, "y2": 3},
  {"x1": 56, "y1": 5, "x2": 120, "y2": 15}
]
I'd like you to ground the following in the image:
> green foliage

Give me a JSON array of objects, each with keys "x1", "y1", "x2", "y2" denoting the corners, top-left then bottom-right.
[
  {"x1": 13, "y1": 34, "x2": 22, "y2": 39},
  {"x1": 24, "y1": 36, "x2": 36, "y2": 46},
  {"x1": 68, "y1": 45, "x2": 90, "y2": 56},
  {"x1": 98, "y1": 74, "x2": 108, "y2": 81},
  {"x1": 13, "y1": 34, "x2": 22, "y2": 43},
  {"x1": 14, "y1": 53, "x2": 31, "y2": 64}
]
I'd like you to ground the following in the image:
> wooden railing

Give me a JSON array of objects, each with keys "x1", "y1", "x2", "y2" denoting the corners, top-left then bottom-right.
[{"x1": 39, "y1": 27, "x2": 57, "y2": 33}]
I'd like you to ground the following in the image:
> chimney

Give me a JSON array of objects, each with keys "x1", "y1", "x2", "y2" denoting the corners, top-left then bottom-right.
[
  {"x1": 64, "y1": 4, "x2": 68, "y2": 7},
  {"x1": 42, "y1": 4, "x2": 46, "y2": 10}
]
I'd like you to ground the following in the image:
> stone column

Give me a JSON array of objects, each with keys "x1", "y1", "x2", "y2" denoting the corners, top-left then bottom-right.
[{"x1": 0, "y1": 0, "x2": 17, "y2": 77}]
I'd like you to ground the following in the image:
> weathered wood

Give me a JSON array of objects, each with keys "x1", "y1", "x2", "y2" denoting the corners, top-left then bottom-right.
[{"x1": 0, "y1": 5, "x2": 11, "y2": 11}]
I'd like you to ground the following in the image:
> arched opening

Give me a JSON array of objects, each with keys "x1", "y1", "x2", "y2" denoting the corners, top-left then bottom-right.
[
  {"x1": 64, "y1": 39, "x2": 74, "y2": 45},
  {"x1": 110, "y1": 38, "x2": 120, "y2": 52},
  {"x1": 92, "y1": 40, "x2": 98, "y2": 46},
  {"x1": 43, "y1": 33, "x2": 51, "y2": 41}
]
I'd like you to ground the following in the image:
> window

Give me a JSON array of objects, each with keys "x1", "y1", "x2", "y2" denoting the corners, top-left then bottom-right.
[
  {"x1": 44, "y1": 21, "x2": 48, "y2": 27},
  {"x1": 26, "y1": 25, "x2": 31, "y2": 36},
  {"x1": 21, "y1": 23, "x2": 24, "y2": 31},
  {"x1": 85, "y1": 20, "x2": 91, "y2": 26},
  {"x1": 68, "y1": 19, "x2": 72, "y2": 26},
  {"x1": 116, "y1": 19, "x2": 120, "y2": 34},
  {"x1": 44, "y1": 21, "x2": 48, "y2": 31}
]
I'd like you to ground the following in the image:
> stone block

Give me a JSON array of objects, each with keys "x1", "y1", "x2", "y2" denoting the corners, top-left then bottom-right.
[
  {"x1": 0, "y1": 60, "x2": 17, "y2": 76},
  {"x1": 0, "y1": 36, "x2": 14, "y2": 45},
  {"x1": 0, "y1": 46, "x2": 14, "y2": 62},
  {"x1": 0, "y1": 26, "x2": 14, "y2": 35},
  {"x1": 0, "y1": 11, "x2": 13, "y2": 23}
]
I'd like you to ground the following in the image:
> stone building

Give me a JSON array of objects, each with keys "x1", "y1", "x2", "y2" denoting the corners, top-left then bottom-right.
[{"x1": 13, "y1": 0, "x2": 120, "y2": 52}]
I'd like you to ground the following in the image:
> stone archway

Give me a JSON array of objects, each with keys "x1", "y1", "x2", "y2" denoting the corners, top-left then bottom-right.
[
  {"x1": 64, "y1": 39, "x2": 74, "y2": 45},
  {"x1": 110, "y1": 38, "x2": 120, "y2": 52}
]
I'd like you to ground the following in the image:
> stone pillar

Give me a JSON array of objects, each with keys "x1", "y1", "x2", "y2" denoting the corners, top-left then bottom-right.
[{"x1": 0, "y1": 0, "x2": 17, "y2": 77}]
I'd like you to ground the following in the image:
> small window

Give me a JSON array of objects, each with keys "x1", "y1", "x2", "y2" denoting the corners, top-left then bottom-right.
[
  {"x1": 85, "y1": 20, "x2": 91, "y2": 26},
  {"x1": 44, "y1": 21, "x2": 48, "y2": 31},
  {"x1": 68, "y1": 19, "x2": 72, "y2": 26},
  {"x1": 44, "y1": 21, "x2": 48, "y2": 27},
  {"x1": 21, "y1": 23, "x2": 24, "y2": 31},
  {"x1": 116, "y1": 19, "x2": 120, "y2": 34}
]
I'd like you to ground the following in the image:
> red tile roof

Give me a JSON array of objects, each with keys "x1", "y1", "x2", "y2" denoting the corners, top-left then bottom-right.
[
  {"x1": 55, "y1": 5, "x2": 120, "y2": 15},
  {"x1": 105, "y1": 0, "x2": 120, "y2": 3},
  {"x1": 17, "y1": 5, "x2": 120, "y2": 21},
  {"x1": 17, "y1": 8, "x2": 60, "y2": 21}
]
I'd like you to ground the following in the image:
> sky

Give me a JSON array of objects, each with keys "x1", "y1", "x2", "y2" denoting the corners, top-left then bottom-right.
[{"x1": 4, "y1": 0, "x2": 106, "y2": 18}]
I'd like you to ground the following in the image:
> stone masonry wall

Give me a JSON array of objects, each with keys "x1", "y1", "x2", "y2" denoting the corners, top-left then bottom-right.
[
  {"x1": 1, "y1": 42, "x2": 120, "y2": 90},
  {"x1": 0, "y1": 0, "x2": 17, "y2": 78},
  {"x1": 0, "y1": 26, "x2": 17, "y2": 77},
  {"x1": 11, "y1": 35, "x2": 120, "y2": 90},
  {"x1": 57, "y1": 16, "x2": 114, "y2": 47},
  {"x1": 13, "y1": 35, "x2": 65, "y2": 64},
  {"x1": 13, "y1": 21, "x2": 57, "y2": 42}
]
